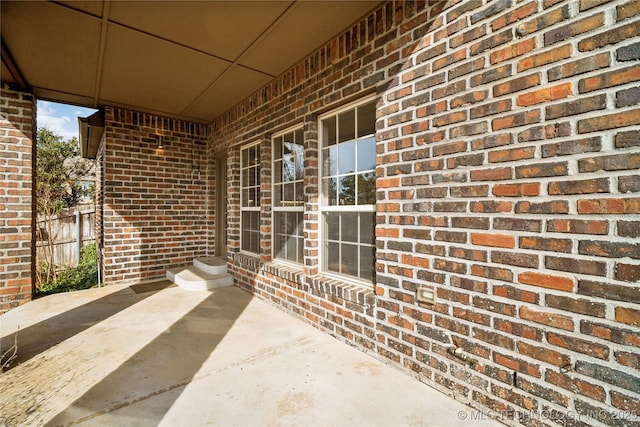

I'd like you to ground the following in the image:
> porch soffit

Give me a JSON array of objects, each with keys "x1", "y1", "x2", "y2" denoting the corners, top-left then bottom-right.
[{"x1": 0, "y1": 0, "x2": 382, "y2": 122}]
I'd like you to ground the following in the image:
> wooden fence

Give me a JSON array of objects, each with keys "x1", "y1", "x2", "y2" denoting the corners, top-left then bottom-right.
[{"x1": 36, "y1": 209, "x2": 95, "y2": 268}]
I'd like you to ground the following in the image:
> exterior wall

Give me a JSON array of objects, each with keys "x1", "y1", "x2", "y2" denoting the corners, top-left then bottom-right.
[
  {"x1": 102, "y1": 107, "x2": 210, "y2": 284},
  {"x1": 210, "y1": 0, "x2": 640, "y2": 425},
  {"x1": 0, "y1": 84, "x2": 35, "y2": 313}
]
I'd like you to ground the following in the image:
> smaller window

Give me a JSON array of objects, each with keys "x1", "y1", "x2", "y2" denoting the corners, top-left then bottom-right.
[
  {"x1": 272, "y1": 127, "x2": 304, "y2": 264},
  {"x1": 241, "y1": 143, "x2": 261, "y2": 254}
]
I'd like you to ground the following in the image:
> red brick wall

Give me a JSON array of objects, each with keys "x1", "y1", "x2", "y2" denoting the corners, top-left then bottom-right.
[
  {"x1": 210, "y1": 0, "x2": 640, "y2": 424},
  {"x1": 102, "y1": 107, "x2": 210, "y2": 284},
  {"x1": 0, "y1": 84, "x2": 35, "y2": 313}
]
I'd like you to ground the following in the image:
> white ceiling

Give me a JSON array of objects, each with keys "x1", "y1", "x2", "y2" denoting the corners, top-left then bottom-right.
[{"x1": 1, "y1": 1, "x2": 381, "y2": 122}]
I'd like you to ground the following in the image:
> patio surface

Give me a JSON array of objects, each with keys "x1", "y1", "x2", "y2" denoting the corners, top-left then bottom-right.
[{"x1": 0, "y1": 281, "x2": 501, "y2": 426}]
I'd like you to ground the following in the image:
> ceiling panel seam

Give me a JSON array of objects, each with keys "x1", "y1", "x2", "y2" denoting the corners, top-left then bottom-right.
[
  {"x1": 52, "y1": 0, "x2": 252, "y2": 73},
  {"x1": 179, "y1": 0, "x2": 296, "y2": 118},
  {"x1": 93, "y1": 1, "x2": 110, "y2": 109}
]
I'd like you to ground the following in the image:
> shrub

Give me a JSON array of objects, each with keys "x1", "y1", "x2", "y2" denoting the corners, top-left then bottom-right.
[{"x1": 37, "y1": 243, "x2": 99, "y2": 296}]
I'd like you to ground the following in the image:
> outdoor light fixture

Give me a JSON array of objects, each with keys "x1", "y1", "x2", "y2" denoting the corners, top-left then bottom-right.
[{"x1": 155, "y1": 116, "x2": 165, "y2": 150}]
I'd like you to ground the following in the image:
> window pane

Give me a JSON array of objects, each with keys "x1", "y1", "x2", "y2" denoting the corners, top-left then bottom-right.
[
  {"x1": 242, "y1": 168, "x2": 249, "y2": 186},
  {"x1": 357, "y1": 172, "x2": 376, "y2": 205},
  {"x1": 357, "y1": 136, "x2": 376, "y2": 172},
  {"x1": 273, "y1": 184, "x2": 282, "y2": 206},
  {"x1": 342, "y1": 212, "x2": 358, "y2": 243},
  {"x1": 339, "y1": 175, "x2": 356, "y2": 206},
  {"x1": 242, "y1": 211, "x2": 260, "y2": 254},
  {"x1": 275, "y1": 234, "x2": 286, "y2": 259},
  {"x1": 242, "y1": 148, "x2": 249, "y2": 166},
  {"x1": 323, "y1": 177, "x2": 337, "y2": 205},
  {"x1": 357, "y1": 101, "x2": 376, "y2": 137},
  {"x1": 341, "y1": 243, "x2": 358, "y2": 276},
  {"x1": 250, "y1": 231, "x2": 259, "y2": 254},
  {"x1": 359, "y1": 246, "x2": 375, "y2": 282},
  {"x1": 296, "y1": 236, "x2": 303, "y2": 263},
  {"x1": 282, "y1": 183, "x2": 293, "y2": 205},
  {"x1": 338, "y1": 110, "x2": 355, "y2": 143},
  {"x1": 285, "y1": 212, "x2": 296, "y2": 235},
  {"x1": 274, "y1": 136, "x2": 283, "y2": 159},
  {"x1": 338, "y1": 141, "x2": 356, "y2": 175},
  {"x1": 295, "y1": 128, "x2": 304, "y2": 145},
  {"x1": 294, "y1": 148, "x2": 304, "y2": 180},
  {"x1": 250, "y1": 188, "x2": 257, "y2": 207},
  {"x1": 283, "y1": 153, "x2": 294, "y2": 182},
  {"x1": 359, "y1": 212, "x2": 375, "y2": 245},
  {"x1": 295, "y1": 182, "x2": 304, "y2": 204},
  {"x1": 283, "y1": 132, "x2": 294, "y2": 151},
  {"x1": 251, "y1": 211, "x2": 259, "y2": 230},
  {"x1": 274, "y1": 159, "x2": 283, "y2": 183},
  {"x1": 325, "y1": 212, "x2": 340, "y2": 241},
  {"x1": 286, "y1": 236, "x2": 297, "y2": 262},
  {"x1": 322, "y1": 116, "x2": 336, "y2": 146},
  {"x1": 274, "y1": 213, "x2": 286, "y2": 259},
  {"x1": 274, "y1": 212, "x2": 284, "y2": 233},
  {"x1": 326, "y1": 242, "x2": 340, "y2": 273},
  {"x1": 249, "y1": 167, "x2": 257, "y2": 186},
  {"x1": 323, "y1": 146, "x2": 337, "y2": 177},
  {"x1": 274, "y1": 209, "x2": 303, "y2": 264}
]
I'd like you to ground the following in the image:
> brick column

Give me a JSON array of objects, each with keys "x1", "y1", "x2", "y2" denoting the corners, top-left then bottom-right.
[{"x1": 0, "y1": 84, "x2": 35, "y2": 313}]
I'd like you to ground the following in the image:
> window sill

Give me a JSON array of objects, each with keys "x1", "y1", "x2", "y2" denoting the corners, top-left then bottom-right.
[
  {"x1": 260, "y1": 261, "x2": 375, "y2": 308},
  {"x1": 232, "y1": 252, "x2": 261, "y2": 271},
  {"x1": 263, "y1": 261, "x2": 304, "y2": 285},
  {"x1": 309, "y1": 274, "x2": 375, "y2": 308}
]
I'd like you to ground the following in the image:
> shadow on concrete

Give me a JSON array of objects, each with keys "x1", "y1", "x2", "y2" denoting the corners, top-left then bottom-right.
[
  {"x1": 0, "y1": 281, "x2": 174, "y2": 367},
  {"x1": 47, "y1": 286, "x2": 251, "y2": 425}
]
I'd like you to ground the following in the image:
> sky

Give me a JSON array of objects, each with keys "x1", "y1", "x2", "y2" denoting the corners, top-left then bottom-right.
[{"x1": 37, "y1": 100, "x2": 98, "y2": 141}]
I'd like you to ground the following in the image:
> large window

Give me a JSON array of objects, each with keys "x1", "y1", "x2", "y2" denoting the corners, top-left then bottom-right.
[
  {"x1": 320, "y1": 97, "x2": 377, "y2": 283},
  {"x1": 272, "y1": 127, "x2": 304, "y2": 264},
  {"x1": 241, "y1": 143, "x2": 260, "y2": 254}
]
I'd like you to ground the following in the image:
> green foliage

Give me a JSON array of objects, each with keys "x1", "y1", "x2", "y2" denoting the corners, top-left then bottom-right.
[
  {"x1": 36, "y1": 128, "x2": 92, "y2": 216},
  {"x1": 36, "y1": 127, "x2": 95, "y2": 288},
  {"x1": 37, "y1": 244, "x2": 99, "y2": 296}
]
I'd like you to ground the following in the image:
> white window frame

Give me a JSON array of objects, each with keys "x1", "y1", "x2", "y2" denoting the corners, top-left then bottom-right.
[
  {"x1": 240, "y1": 141, "x2": 261, "y2": 255},
  {"x1": 318, "y1": 95, "x2": 377, "y2": 285},
  {"x1": 272, "y1": 125, "x2": 305, "y2": 266}
]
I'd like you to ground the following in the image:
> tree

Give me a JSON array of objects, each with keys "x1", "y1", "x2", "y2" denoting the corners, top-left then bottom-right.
[{"x1": 36, "y1": 128, "x2": 94, "y2": 288}]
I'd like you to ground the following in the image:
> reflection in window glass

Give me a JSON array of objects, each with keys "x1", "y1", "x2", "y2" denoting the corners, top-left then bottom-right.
[
  {"x1": 273, "y1": 126, "x2": 304, "y2": 264},
  {"x1": 357, "y1": 173, "x2": 376, "y2": 205},
  {"x1": 338, "y1": 141, "x2": 356, "y2": 175},
  {"x1": 323, "y1": 177, "x2": 337, "y2": 205},
  {"x1": 357, "y1": 101, "x2": 376, "y2": 137},
  {"x1": 320, "y1": 97, "x2": 376, "y2": 283},
  {"x1": 338, "y1": 110, "x2": 355, "y2": 143},
  {"x1": 357, "y1": 137, "x2": 376, "y2": 172}
]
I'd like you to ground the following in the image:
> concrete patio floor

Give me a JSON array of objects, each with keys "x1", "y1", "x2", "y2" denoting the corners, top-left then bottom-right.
[{"x1": 0, "y1": 281, "x2": 501, "y2": 427}]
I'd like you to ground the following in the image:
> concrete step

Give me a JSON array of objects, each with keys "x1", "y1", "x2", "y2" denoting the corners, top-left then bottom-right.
[
  {"x1": 193, "y1": 256, "x2": 227, "y2": 275},
  {"x1": 166, "y1": 266, "x2": 233, "y2": 291}
]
